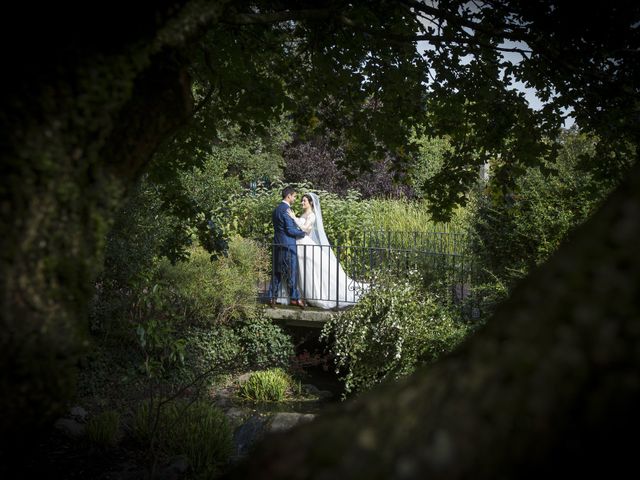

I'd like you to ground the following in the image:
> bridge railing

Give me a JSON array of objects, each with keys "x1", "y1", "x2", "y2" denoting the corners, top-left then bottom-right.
[
  {"x1": 258, "y1": 243, "x2": 371, "y2": 309},
  {"x1": 256, "y1": 229, "x2": 481, "y2": 317}
]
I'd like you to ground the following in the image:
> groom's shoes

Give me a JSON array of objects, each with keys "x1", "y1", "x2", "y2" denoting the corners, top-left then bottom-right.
[
  {"x1": 290, "y1": 299, "x2": 305, "y2": 309},
  {"x1": 268, "y1": 298, "x2": 277, "y2": 308}
]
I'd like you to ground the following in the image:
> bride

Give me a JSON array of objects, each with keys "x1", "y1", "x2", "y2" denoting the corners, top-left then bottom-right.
[{"x1": 286, "y1": 192, "x2": 369, "y2": 309}]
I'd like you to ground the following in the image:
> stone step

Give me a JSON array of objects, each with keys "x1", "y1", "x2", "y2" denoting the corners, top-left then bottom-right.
[{"x1": 262, "y1": 305, "x2": 337, "y2": 327}]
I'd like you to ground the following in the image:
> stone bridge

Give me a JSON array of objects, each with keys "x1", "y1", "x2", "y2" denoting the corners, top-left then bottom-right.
[{"x1": 262, "y1": 305, "x2": 337, "y2": 328}]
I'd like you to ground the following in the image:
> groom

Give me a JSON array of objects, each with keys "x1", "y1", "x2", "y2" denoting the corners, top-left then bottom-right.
[{"x1": 268, "y1": 186, "x2": 306, "y2": 308}]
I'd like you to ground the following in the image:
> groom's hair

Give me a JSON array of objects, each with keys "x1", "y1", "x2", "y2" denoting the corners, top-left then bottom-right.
[{"x1": 281, "y1": 186, "x2": 296, "y2": 199}]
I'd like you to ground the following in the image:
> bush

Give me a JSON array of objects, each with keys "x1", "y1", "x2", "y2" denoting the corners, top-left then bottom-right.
[
  {"x1": 213, "y1": 236, "x2": 269, "y2": 322},
  {"x1": 238, "y1": 368, "x2": 298, "y2": 402},
  {"x1": 312, "y1": 189, "x2": 371, "y2": 247},
  {"x1": 227, "y1": 182, "x2": 374, "y2": 246},
  {"x1": 469, "y1": 129, "x2": 622, "y2": 289},
  {"x1": 228, "y1": 183, "x2": 467, "y2": 249},
  {"x1": 465, "y1": 276, "x2": 510, "y2": 323},
  {"x1": 235, "y1": 315, "x2": 295, "y2": 370},
  {"x1": 283, "y1": 137, "x2": 417, "y2": 198},
  {"x1": 321, "y1": 273, "x2": 471, "y2": 396},
  {"x1": 155, "y1": 236, "x2": 269, "y2": 325},
  {"x1": 90, "y1": 175, "x2": 191, "y2": 334},
  {"x1": 94, "y1": 233, "x2": 268, "y2": 337},
  {"x1": 86, "y1": 410, "x2": 121, "y2": 448},
  {"x1": 180, "y1": 318, "x2": 295, "y2": 381},
  {"x1": 226, "y1": 182, "x2": 283, "y2": 241},
  {"x1": 182, "y1": 325, "x2": 244, "y2": 378}
]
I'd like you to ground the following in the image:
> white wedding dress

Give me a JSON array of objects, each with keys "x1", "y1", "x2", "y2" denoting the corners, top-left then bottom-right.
[{"x1": 291, "y1": 193, "x2": 369, "y2": 309}]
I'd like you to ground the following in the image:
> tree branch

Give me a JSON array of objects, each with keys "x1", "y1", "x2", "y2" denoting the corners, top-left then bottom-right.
[
  {"x1": 400, "y1": 0, "x2": 532, "y2": 44},
  {"x1": 221, "y1": 4, "x2": 532, "y2": 56},
  {"x1": 222, "y1": 8, "x2": 332, "y2": 25}
]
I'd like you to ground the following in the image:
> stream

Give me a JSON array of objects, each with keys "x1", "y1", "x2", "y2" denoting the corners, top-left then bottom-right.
[{"x1": 222, "y1": 326, "x2": 344, "y2": 462}]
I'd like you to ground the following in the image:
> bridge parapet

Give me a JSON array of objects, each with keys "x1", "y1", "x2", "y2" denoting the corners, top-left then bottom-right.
[{"x1": 262, "y1": 306, "x2": 336, "y2": 328}]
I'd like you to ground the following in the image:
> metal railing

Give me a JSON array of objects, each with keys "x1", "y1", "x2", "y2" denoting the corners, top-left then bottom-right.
[
  {"x1": 259, "y1": 243, "x2": 370, "y2": 309},
  {"x1": 257, "y1": 229, "x2": 480, "y2": 316}
]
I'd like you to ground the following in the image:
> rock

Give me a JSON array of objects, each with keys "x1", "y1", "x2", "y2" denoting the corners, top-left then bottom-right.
[
  {"x1": 148, "y1": 456, "x2": 191, "y2": 480},
  {"x1": 69, "y1": 405, "x2": 89, "y2": 422},
  {"x1": 302, "y1": 384, "x2": 334, "y2": 400},
  {"x1": 236, "y1": 373, "x2": 253, "y2": 384},
  {"x1": 232, "y1": 415, "x2": 269, "y2": 460},
  {"x1": 54, "y1": 418, "x2": 85, "y2": 438},
  {"x1": 167, "y1": 455, "x2": 190, "y2": 474},
  {"x1": 225, "y1": 407, "x2": 251, "y2": 426},
  {"x1": 268, "y1": 412, "x2": 316, "y2": 433},
  {"x1": 231, "y1": 412, "x2": 318, "y2": 463},
  {"x1": 317, "y1": 390, "x2": 334, "y2": 400},
  {"x1": 213, "y1": 388, "x2": 234, "y2": 408},
  {"x1": 302, "y1": 384, "x2": 321, "y2": 395}
]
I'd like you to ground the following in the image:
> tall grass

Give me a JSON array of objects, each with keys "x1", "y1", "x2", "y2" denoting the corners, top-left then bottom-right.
[
  {"x1": 238, "y1": 368, "x2": 298, "y2": 402},
  {"x1": 132, "y1": 398, "x2": 232, "y2": 478},
  {"x1": 228, "y1": 183, "x2": 471, "y2": 249},
  {"x1": 86, "y1": 410, "x2": 121, "y2": 448},
  {"x1": 368, "y1": 198, "x2": 469, "y2": 232}
]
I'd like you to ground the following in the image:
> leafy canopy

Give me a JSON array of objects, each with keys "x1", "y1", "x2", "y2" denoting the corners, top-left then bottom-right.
[{"x1": 149, "y1": 0, "x2": 639, "y2": 237}]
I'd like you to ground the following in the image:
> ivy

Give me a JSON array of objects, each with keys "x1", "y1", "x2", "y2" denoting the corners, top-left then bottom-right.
[{"x1": 320, "y1": 272, "x2": 471, "y2": 397}]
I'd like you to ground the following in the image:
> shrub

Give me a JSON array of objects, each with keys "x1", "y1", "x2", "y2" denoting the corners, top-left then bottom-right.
[
  {"x1": 95, "y1": 234, "x2": 269, "y2": 337},
  {"x1": 469, "y1": 129, "x2": 622, "y2": 289},
  {"x1": 134, "y1": 314, "x2": 187, "y2": 379},
  {"x1": 235, "y1": 314, "x2": 295, "y2": 370},
  {"x1": 212, "y1": 236, "x2": 269, "y2": 323},
  {"x1": 182, "y1": 325, "x2": 244, "y2": 379},
  {"x1": 314, "y1": 189, "x2": 381, "y2": 247},
  {"x1": 465, "y1": 274, "x2": 510, "y2": 322},
  {"x1": 226, "y1": 182, "x2": 283, "y2": 241},
  {"x1": 86, "y1": 410, "x2": 121, "y2": 448},
  {"x1": 228, "y1": 183, "x2": 466, "y2": 249},
  {"x1": 155, "y1": 236, "x2": 269, "y2": 325},
  {"x1": 227, "y1": 182, "x2": 374, "y2": 245},
  {"x1": 238, "y1": 368, "x2": 297, "y2": 402},
  {"x1": 320, "y1": 273, "x2": 471, "y2": 396},
  {"x1": 181, "y1": 317, "x2": 295, "y2": 381},
  {"x1": 283, "y1": 137, "x2": 416, "y2": 198},
  {"x1": 90, "y1": 175, "x2": 191, "y2": 334}
]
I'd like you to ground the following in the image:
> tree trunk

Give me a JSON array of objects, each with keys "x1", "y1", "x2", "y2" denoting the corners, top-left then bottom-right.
[
  {"x1": 0, "y1": 2, "x2": 638, "y2": 476},
  {"x1": 222, "y1": 159, "x2": 640, "y2": 478},
  {"x1": 0, "y1": 0, "x2": 230, "y2": 443}
]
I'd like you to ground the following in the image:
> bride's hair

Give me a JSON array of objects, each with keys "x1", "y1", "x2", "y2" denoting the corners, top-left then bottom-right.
[{"x1": 302, "y1": 194, "x2": 314, "y2": 210}]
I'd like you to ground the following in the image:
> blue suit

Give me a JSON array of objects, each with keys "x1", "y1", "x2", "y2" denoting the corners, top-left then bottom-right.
[{"x1": 269, "y1": 201, "x2": 306, "y2": 301}]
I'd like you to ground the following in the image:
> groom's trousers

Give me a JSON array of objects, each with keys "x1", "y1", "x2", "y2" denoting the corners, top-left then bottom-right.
[{"x1": 269, "y1": 244, "x2": 301, "y2": 301}]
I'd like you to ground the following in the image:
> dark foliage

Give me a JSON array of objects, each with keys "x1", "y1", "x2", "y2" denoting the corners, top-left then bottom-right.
[{"x1": 284, "y1": 137, "x2": 414, "y2": 198}]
